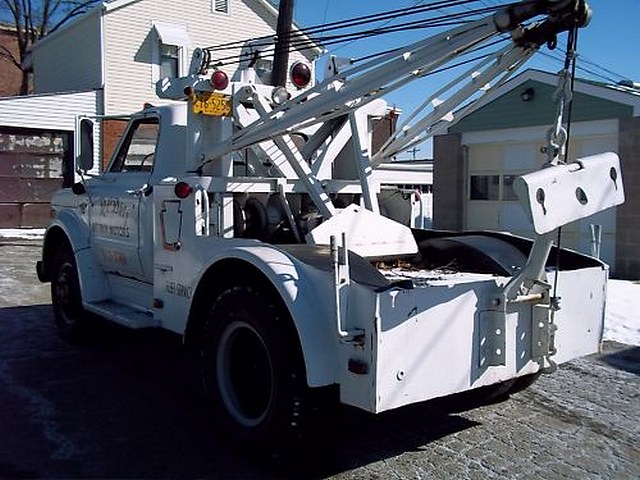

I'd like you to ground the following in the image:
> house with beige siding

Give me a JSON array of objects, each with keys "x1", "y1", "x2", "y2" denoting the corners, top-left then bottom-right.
[
  {"x1": 31, "y1": 0, "x2": 320, "y2": 115},
  {"x1": 0, "y1": 0, "x2": 320, "y2": 227}
]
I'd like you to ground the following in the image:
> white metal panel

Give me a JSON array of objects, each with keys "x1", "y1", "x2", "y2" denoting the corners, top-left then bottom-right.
[
  {"x1": 307, "y1": 204, "x2": 418, "y2": 257},
  {"x1": 153, "y1": 21, "x2": 189, "y2": 45},
  {"x1": 0, "y1": 91, "x2": 99, "y2": 130},
  {"x1": 371, "y1": 277, "x2": 534, "y2": 413},
  {"x1": 514, "y1": 153, "x2": 624, "y2": 235},
  {"x1": 32, "y1": 11, "x2": 102, "y2": 94},
  {"x1": 351, "y1": 264, "x2": 606, "y2": 413},
  {"x1": 552, "y1": 266, "x2": 607, "y2": 364}
]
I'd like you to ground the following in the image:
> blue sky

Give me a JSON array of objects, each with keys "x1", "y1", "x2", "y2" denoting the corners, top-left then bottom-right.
[{"x1": 292, "y1": 0, "x2": 640, "y2": 159}]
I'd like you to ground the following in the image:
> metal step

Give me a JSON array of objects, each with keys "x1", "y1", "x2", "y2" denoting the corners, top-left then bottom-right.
[{"x1": 84, "y1": 300, "x2": 158, "y2": 329}]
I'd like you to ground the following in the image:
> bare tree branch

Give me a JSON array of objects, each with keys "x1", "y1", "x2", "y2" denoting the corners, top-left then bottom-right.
[
  {"x1": 0, "y1": 44, "x2": 21, "y2": 68},
  {"x1": 48, "y1": 1, "x2": 98, "y2": 36}
]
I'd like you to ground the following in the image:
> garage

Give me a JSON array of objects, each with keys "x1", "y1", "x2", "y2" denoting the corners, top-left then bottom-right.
[
  {"x1": 433, "y1": 69, "x2": 640, "y2": 278},
  {"x1": 0, "y1": 90, "x2": 98, "y2": 227},
  {"x1": 464, "y1": 120, "x2": 619, "y2": 267},
  {"x1": 0, "y1": 126, "x2": 73, "y2": 227}
]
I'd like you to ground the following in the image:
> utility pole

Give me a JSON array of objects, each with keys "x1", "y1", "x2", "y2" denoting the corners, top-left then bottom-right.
[{"x1": 272, "y1": 0, "x2": 295, "y2": 87}]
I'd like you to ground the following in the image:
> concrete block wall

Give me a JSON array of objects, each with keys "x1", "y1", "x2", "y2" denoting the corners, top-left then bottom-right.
[
  {"x1": 616, "y1": 117, "x2": 640, "y2": 279},
  {"x1": 433, "y1": 133, "x2": 464, "y2": 230}
]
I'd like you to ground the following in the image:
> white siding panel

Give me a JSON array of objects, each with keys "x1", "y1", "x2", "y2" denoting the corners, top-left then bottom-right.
[
  {"x1": 0, "y1": 91, "x2": 99, "y2": 130},
  {"x1": 33, "y1": 12, "x2": 102, "y2": 94},
  {"x1": 102, "y1": 0, "x2": 314, "y2": 114}
]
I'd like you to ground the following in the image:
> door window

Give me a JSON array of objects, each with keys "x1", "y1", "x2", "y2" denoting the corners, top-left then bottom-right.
[{"x1": 109, "y1": 118, "x2": 159, "y2": 173}]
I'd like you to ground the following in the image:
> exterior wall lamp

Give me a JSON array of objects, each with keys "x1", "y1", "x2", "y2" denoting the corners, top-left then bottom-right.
[{"x1": 520, "y1": 87, "x2": 535, "y2": 102}]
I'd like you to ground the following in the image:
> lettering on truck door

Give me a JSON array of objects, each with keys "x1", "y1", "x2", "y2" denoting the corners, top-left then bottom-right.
[{"x1": 89, "y1": 118, "x2": 159, "y2": 282}]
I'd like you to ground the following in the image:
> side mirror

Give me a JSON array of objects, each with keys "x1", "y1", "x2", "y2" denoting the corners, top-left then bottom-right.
[{"x1": 78, "y1": 118, "x2": 94, "y2": 172}]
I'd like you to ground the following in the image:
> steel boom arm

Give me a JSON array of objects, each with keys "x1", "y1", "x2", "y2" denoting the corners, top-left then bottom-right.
[{"x1": 198, "y1": 0, "x2": 590, "y2": 164}]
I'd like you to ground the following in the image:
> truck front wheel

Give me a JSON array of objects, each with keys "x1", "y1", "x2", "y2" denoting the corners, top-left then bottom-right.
[
  {"x1": 201, "y1": 286, "x2": 313, "y2": 454},
  {"x1": 51, "y1": 246, "x2": 90, "y2": 342}
]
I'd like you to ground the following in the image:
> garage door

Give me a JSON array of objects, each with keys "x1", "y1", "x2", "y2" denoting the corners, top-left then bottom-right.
[
  {"x1": 0, "y1": 127, "x2": 73, "y2": 228},
  {"x1": 465, "y1": 131, "x2": 618, "y2": 267}
]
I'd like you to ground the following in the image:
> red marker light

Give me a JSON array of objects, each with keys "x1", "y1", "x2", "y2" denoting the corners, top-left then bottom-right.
[
  {"x1": 290, "y1": 61, "x2": 311, "y2": 88},
  {"x1": 174, "y1": 182, "x2": 192, "y2": 199},
  {"x1": 210, "y1": 70, "x2": 229, "y2": 90}
]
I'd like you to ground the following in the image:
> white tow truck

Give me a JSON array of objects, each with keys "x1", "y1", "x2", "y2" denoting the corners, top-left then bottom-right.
[{"x1": 37, "y1": 0, "x2": 624, "y2": 452}]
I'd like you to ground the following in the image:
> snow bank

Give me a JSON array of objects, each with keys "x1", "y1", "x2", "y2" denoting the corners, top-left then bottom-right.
[
  {"x1": 0, "y1": 229, "x2": 45, "y2": 240},
  {"x1": 604, "y1": 279, "x2": 640, "y2": 346}
]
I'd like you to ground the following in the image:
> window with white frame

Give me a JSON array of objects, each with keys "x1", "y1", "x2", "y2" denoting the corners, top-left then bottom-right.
[
  {"x1": 159, "y1": 44, "x2": 180, "y2": 79},
  {"x1": 213, "y1": 0, "x2": 229, "y2": 13},
  {"x1": 152, "y1": 22, "x2": 189, "y2": 82}
]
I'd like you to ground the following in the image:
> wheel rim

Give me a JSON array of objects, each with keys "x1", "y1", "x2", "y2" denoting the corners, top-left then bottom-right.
[
  {"x1": 216, "y1": 320, "x2": 274, "y2": 427},
  {"x1": 54, "y1": 262, "x2": 79, "y2": 326}
]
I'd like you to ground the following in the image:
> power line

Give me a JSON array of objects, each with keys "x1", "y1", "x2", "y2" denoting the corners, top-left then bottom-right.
[
  {"x1": 209, "y1": 3, "x2": 497, "y2": 68},
  {"x1": 203, "y1": 0, "x2": 483, "y2": 52},
  {"x1": 203, "y1": 0, "x2": 631, "y2": 86}
]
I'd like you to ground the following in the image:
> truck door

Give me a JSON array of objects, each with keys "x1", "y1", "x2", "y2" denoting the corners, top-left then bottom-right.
[{"x1": 89, "y1": 117, "x2": 158, "y2": 282}]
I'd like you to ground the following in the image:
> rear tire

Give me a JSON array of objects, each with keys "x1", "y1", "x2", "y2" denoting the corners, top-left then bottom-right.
[
  {"x1": 51, "y1": 245, "x2": 90, "y2": 343},
  {"x1": 201, "y1": 285, "x2": 317, "y2": 455}
]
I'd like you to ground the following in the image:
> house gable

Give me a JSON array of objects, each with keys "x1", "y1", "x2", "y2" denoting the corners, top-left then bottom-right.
[
  {"x1": 31, "y1": 9, "x2": 103, "y2": 94},
  {"x1": 450, "y1": 78, "x2": 634, "y2": 134}
]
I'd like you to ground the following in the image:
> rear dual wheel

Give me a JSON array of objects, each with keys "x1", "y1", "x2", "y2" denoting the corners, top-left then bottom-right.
[{"x1": 201, "y1": 286, "x2": 318, "y2": 455}]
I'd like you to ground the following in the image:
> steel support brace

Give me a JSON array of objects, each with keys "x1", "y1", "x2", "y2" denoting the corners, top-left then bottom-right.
[
  {"x1": 531, "y1": 303, "x2": 554, "y2": 361},
  {"x1": 237, "y1": 87, "x2": 336, "y2": 218},
  {"x1": 479, "y1": 310, "x2": 506, "y2": 367},
  {"x1": 348, "y1": 103, "x2": 384, "y2": 213}
]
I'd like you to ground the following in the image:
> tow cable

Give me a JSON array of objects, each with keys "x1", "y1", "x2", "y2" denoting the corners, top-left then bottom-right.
[{"x1": 541, "y1": 11, "x2": 581, "y2": 374}]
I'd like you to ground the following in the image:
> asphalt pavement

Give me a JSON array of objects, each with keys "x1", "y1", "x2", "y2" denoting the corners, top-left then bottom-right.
[{"x1": 0, "y1": 238, "x2": 638, "y2": 479}]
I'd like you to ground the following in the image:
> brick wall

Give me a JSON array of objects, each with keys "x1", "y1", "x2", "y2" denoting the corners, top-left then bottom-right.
[
  {"x1": 371, "y1": 112, "x2": 398, "y2": 154},
  {"x1": 0, "y1": 27, "x2": 22, "y2": 96},
  {"x1": 616, "y1": 117, "x2": 640, "y2": 279},
  {"x1": 101, "y1": 119, "x2": 128, "y2": 170},
  {"x1": 433, "y1": 133, "x2": 464, "y2": 230}
]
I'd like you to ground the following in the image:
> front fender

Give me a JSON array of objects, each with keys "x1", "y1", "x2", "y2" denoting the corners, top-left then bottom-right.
[{"x1": 42, "y1": 211, "x2": 110, "y2": 303}]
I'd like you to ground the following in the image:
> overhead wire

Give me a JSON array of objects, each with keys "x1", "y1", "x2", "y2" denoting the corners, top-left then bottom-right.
[
  {"x1": 202, "y1": 0, "x2": 482, "y2": 52},
  {"x1": 209, "y1": 3, "x2": 499, "y2": 68},
  {"x1": 200, "y1": 0, "x2": 630, "y2": 88},
  {"x1": 329, "y1": 0, "x2": 436, "y2": 55},
  {"x1": 537, "y1": 50, "x2": 622, "y2": 84}
]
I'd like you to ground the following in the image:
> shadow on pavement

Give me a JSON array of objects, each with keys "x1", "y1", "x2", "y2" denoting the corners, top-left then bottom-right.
[
  {"x1": 599, "y1": 342, "x2": 640, "y2": 376},
  {"x1": 1, "y1": 304, "x2": 484, "y2": 479}
]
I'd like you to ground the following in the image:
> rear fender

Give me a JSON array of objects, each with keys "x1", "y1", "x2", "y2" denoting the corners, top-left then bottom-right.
[{"x1": 190, "y1": 245, "x2": 341, "y2": 388}]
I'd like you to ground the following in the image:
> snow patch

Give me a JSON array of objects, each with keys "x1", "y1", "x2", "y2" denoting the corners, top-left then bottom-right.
[
  {"x1": 604, "y1": 279, "x2": 640, "y2": 346},
  {"x1": 0, "y1": 229, "x2": 45, "y2": 240}
]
